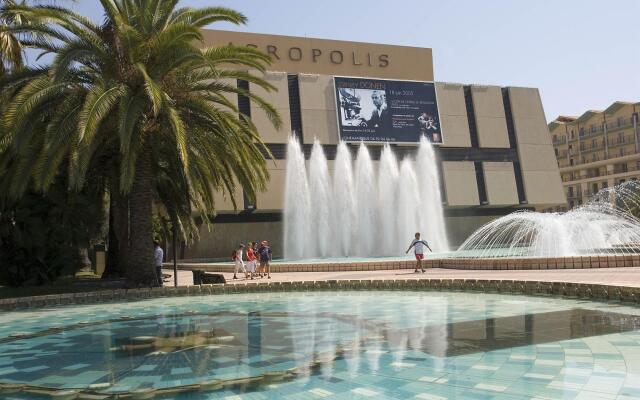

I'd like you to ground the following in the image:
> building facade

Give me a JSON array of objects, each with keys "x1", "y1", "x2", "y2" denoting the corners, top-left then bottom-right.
[
  {"x1": 549, "y1": 102, "x2": 640, "y2": 209},
  {"x1": 183, "y1": 30, "x2": 565, "y2": 259}
]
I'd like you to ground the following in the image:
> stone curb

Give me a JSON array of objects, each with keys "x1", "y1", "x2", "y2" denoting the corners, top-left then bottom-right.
[
  {"x1": 2, "y1": 278, "x2": 640, "y2": 311},
  {"x1": 176, "y1": 255, "x2": 640, "y2": 273}
]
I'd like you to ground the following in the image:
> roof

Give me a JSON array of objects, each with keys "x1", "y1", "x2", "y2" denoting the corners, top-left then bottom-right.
[{"x1": 548, "y1": 101, "x2": 639, "y2": 128}]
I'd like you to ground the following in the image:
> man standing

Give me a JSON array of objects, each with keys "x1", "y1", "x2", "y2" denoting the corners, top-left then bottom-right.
[
  {"x1": 405, "y1": 232, "x2": 432, "y2": 273},
  {"x1": 154, "y1": 240, "x2": 164, "y2": 286},
  {"x1": 258, "y1": 241, "x2": 273, "y2": 279},
  {"x1": 367, "y1": 90, "x2": 389, "y2": 129}
]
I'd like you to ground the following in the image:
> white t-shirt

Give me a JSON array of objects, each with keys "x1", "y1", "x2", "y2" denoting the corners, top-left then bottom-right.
[
  {"x1": 235, "y1": 249, "x2": 244, "y2": 262},
  {"x1": 154, "y1": 246, "x2": 164, "y2": 267},
  {"x1": 410, "y1": 239, "x2": 429, "y2": 254}
]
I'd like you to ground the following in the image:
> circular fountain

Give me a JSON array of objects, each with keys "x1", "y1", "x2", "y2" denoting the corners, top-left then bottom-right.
[{"x1": 456, "y1": 184, "x2": 640, "y2": 258}]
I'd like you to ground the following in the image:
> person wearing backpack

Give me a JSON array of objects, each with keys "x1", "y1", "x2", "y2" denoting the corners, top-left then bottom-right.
[
  {"x1": 258, "y1": 241, "x2": 273, "y2": 279},
  {"x1": 232, "y1": 243, "x2": 248, "y2": 280}
]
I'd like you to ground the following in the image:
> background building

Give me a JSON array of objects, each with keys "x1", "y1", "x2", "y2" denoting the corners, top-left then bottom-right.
[
  {"x1": 549, "y1": 102, "x2": 640, "y2": 209},
  {"x1": 183, "y1": 30, "x2": 565, "y2": 259}
]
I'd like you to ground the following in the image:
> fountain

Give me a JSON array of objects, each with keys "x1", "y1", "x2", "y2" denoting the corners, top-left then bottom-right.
[
  {"x1": 282, "y1": 135, "x2": 640, "y2": 263},
  {"x1": 456, "y1": 193, "x2": 640, "y2": 258},
  {"x1": 283, "y1": 136, "x2": 449, "y2": 260}
]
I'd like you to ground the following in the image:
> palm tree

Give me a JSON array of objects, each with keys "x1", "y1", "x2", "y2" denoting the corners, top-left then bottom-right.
[
  {"x1": 1, "y1": 1, "x2": 281, "y2": 285},
  {"x1": 0, "y1": 0, "x2": 26, "y2": 76}
]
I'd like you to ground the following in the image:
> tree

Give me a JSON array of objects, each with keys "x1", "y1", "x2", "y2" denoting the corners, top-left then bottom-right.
[
  {"x1": 0, "y1": 0, "x2": 26, "y2": 76},
  {"x1": 1, "y1": 1, "x2": 281, "y2": 286}
]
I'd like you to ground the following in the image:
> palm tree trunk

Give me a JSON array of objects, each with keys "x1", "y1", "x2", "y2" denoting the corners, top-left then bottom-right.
[
  {"x1": 104, "y1": 189, "x2": 129, "y2": 278},
  {"x1": 126, "y1": 141, "x2": 156, "y2": 286}
]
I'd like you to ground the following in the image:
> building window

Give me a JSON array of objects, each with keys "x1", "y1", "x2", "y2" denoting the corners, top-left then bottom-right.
[
  {"x1": 554, "y1": 148, "x2": 558, "y2": 156},
  {"x1": 569, "y1": 201, "x2": 574, "y2": 208},
  {"x1": 570, "y1": 158, "x2": 575, "y2": 166},
  {"x1": 590, "y1": 125, "x2": 595, "y2": 132},
  {"x1": 580, "y1": 127, "x2": 585, "y2": 136},
  {"x1": 592, "y1": 183, "x2": 598, "y2": 194},
  {"x1": 568, "y1": 187, "x2": 574, "y2": 197},
  {"x1": 618, "y1": 116, "x2": 624, "y2": 127},
  {"x1": 570, "y1": 130, "x2": 575, "y2": 139},
  {"x1": 602, "y1": 181, "x2": 608, "y2": 189}
]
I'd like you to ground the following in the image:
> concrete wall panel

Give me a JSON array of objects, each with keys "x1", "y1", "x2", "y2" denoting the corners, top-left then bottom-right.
[
  {"x1": 471, "y1": 85, "x2": 510, "y2": 148},
  {"x1": 483, "y1": 162, "x2": 519, "y2": 205},
  {"x1": 443, "y1": 161, "x2": 479, "y2": 206},
  {"x1": 299, "y1": 74, "x2": 339, "y2": 144},
  {"x1": 436, "y1": 83, "x2": 471, "y2": 147},
  {"x1": 250, "y1": 71, "x2": 291, "y2": 143},
  {"x1": 509, "y1": 87, "x2": 565, "y2": 206}
]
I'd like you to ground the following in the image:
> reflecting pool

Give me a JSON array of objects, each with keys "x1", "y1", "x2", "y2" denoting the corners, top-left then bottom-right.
[{"x1": 1, "y1": 292, "x2": 640, "y2": 399}]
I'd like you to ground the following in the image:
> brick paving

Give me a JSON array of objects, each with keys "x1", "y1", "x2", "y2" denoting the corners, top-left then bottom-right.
[{"x1": 163, "y1": 267, "x2": 640, "y2": 288}]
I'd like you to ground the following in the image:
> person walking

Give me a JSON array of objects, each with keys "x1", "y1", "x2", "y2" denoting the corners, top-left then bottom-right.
[
  {"x1": 405, "y1": 232, "x2": 432, "y2": 273},
  {"x1": 246, "y1": 242, "x2": 256, "y2": 279},
  {"x1": 154, "y1": 240, "x2": 164, "y2": 286},
  {"x1": 258, "y1": 241, "x2": 273, "y2": 279},
  {"x1": 232, "y1": 243, "x2": 248, "y2": 280}
]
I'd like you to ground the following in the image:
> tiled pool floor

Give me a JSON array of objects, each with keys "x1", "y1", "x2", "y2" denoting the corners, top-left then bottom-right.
[{"x1": 1, "y1": 292, "x2": 640, "y2": 399}]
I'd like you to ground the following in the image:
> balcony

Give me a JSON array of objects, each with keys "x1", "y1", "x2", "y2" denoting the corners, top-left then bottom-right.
[
  {"x1": 608, "y1": 136, "x2": 635, "y2": 148},
  {"x1": 553, "y1": 136, "x2": 567, "y2": 145},
  {"x1": 580, "y1": 142, "x2": 605, "y2": 153},
  {"x1": 607, "y1": 118, "x2": 634, "y2": 131},
  {"x1": 581, "y1": 127, "x2": 604, "y2": 139}
]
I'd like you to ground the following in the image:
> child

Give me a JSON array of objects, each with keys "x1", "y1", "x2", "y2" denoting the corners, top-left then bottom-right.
[
  {"x1": 405, "y1": 232, "x2": 432, "y2": 273},
  {"x1": 232, "y1": 243, "x2": 248, "y2": 279}
]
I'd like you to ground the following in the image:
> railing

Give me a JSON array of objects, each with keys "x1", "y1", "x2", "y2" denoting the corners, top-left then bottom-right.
[
  {"x1": 581, "y1": 127, "x2": 604, "y2": 139},
  {"x1": 561, "y1": 163, "x2": 640, "y2": 183},
  {"x1": 607, "y1": 118, "x2": 634, "y2": 131},
  {"x1": 608, "y1": 136, "x2": 634, "y2": 147},
  {"x1": 553, "y1": 136, "x2": 567, "y2": 145},
  {"x1": 606, "y1": 150, "x2": 634, "y2": 160},
  {"x1": 580, "y1": 142, "x2": 605, "y2": 152}
]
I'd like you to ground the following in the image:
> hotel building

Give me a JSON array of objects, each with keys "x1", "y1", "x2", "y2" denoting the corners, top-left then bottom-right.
[
  {"x1": 549, "y1": 102, "x2": 640, "y2": 209},
  {"x1": 183, "y1": 30, "x2": 565, "y2": 259}
]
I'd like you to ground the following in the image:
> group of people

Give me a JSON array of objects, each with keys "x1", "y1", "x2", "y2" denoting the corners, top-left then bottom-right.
[
  {"x1": 232, "y1": 241, "x2": 272, "y2": 280},
  {"x1": 155, "y1": 232, "x2": 432, "y2": 287}
]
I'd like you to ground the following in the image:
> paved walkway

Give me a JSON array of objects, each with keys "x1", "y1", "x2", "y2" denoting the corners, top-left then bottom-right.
[{"x1": 163, "y1": 267, "x2": 640, "y2": 288}]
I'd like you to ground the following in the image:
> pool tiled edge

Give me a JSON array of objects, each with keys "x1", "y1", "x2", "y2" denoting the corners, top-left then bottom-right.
[
  {"x1": 176, "y1": 254, "x2": 640, "y2": 273},
  {"x1": 3, "y1": 278, "x2": 640, "y2": 311}
]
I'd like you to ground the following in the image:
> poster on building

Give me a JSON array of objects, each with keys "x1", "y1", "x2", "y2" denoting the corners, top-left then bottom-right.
[{"x1": 334, "y1": 76, "x2": 443, "y2": 144}]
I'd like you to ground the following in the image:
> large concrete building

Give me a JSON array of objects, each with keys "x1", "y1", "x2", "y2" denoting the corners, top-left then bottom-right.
[
  {"x1": 184, "y1": 30, "x2": 565, "y2": 259},
  {"x1": 549, "y1": 102, "x2": 640, "y2": 209}
]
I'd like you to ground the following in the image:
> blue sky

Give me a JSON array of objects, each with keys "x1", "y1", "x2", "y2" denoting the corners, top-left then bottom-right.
[{"x1": 51, "y1": 0, "x2": 639, "y2": 121}]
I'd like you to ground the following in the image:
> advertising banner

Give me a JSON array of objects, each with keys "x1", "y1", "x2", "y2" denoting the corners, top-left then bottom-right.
[{"x1": 334, "y1": 76, "x2": 443, "y2": 144}]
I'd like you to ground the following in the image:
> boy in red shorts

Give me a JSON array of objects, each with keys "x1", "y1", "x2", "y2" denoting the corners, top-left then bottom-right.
[{"x1": 405, "y1": 232, "x2": 432, "y2": 273}]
